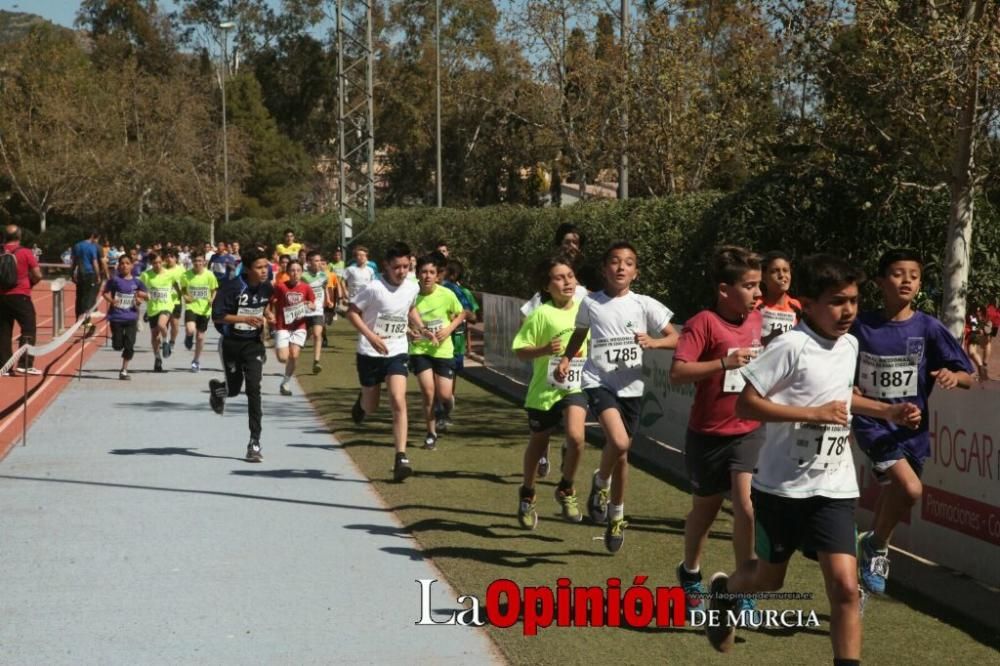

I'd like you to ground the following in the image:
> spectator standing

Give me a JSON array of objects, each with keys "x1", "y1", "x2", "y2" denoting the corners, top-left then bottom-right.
[
  {"x1": 0, "y1": 225, "x2": 42, "y2": 375},
  {"x1": 72, "y1": 231, "x2": 101, "y2": 322}
]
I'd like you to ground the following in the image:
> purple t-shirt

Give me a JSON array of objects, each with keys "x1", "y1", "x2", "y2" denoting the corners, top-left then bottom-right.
[
  {"x1": 105, "y1": 275, "x2": 146, "y2": 323},
  {"x1": 851, "y1": 310, "x2": 973, "y2": 461}
]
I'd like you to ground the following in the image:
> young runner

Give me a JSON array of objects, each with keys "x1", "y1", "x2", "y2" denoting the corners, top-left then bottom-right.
[
  {"x1": 443, "y1": 259, "x2": 480, "y2": 416},
  {"x1": 164, "y1": 249, "x2": 186, "y2": 354},
  {"x1": 512, "y1": 255, "x2": 589, "y2": 529},
  {"x1": 409, "y1": 255, "x2": 465, "y2": 451},
  {"x1": 101, "y1": 255, "x2": 147, "y2": 380},
  {"x1": 270, "y1": 259, "x2": 315, "y2": 396},
  {"x1": 756, "y1": 250, "x2": 802, "y2": 345},
  {"x1": 521, "y1": 223, "x2": 591, "y2": 317},
  {"x1": 556, "y1": 241, "x2": 679, "y2": 552},
  {"x1": 275, "y1": 228, "x2": 303, "y2": 260},
  {"x1": 208, "y1": 242, "x2": 237, "y2": 283},
  {"x1": 851, "y1": 249, "x2": 973, "y2": 596},
  {"x1": 209, "y1": 248, "x2": 275, "y2": 463},
  {"x1": 705, "y1": 254, "x2": 921, "y2": 662},
  {"x1": 346, "y1": 242, "x2": 421, "y2": 482},
  {"x1": 303, "y1": 251, "x2": 335, "y2": 373},
  {"x1": 181, "y1": 254, "x2": 219, "y2": 372},
  {"x1": 344, "y1": 246, "x2": 376, "y2": 303},
  {"x1": 670, "y1": 246, "x2": 764, "y2": 615},
  {"x1": 140, "y1": 253, "x2": 182, "y2": 373}
]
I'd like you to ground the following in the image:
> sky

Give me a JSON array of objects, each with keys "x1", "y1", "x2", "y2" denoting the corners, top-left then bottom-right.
[{"x1": 0, "y1": 1, "x2": 284, "y2": 29}]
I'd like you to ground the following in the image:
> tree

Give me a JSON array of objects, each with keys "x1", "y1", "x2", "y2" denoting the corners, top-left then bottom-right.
[{"x1": 76, "y1": 0, "x2": 179, "y2": 75}]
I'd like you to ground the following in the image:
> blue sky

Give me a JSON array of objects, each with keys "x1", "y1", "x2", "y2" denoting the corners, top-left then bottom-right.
[{"x1": 0, "y1": 1, "x2": 283, "y2": 29}]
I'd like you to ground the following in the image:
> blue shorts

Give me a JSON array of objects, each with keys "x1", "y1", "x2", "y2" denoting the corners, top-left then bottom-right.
[
  {"x1": 356, "y1": 353, "x2": 408, "y2": 387},
  {"x1": 409, "y1": 354, "x2": 455, "y2": 379},
  {"x1": 854, "y1": 430, "x2": 927, "y2": 483}
]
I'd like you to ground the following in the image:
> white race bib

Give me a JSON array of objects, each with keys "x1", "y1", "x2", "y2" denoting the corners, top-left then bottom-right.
[
  {"x1": 188, "y1": 286, "x2": 210, "y2": 301},
  {"x1": 424, "y1": 318, "x2": 444, "y2": 335},
  {"x1": 114, "y1": 293, "x2": 135, "y2": 310},
  {"x1": 722, "y1": 345, "x2": 762, "y2": 393},
  {"x1": 374, "y1": 313, "x2": 408, "y2": 339},
  {"x1": 858, "y1": 352, "x2": 918, "y2": 399},
  {"x1": 310, "y1": 283, "x2": 326, "y2": 312},
  {"x1": 234, "y1": 306, "x2": 264, "y2": 331},
  {"x1": 150, "y1": 287, "x2": 171, "y2": 302},
  {"x1": 761, "y1": 308, "x2": 796, "y2": 336},
  {"x1": 548, "y1": 356, "x2": 584, "y2": 390},
  {"x1": 283, "y1": 302, "x2": 310, "y2": 324},
  {"x1": 788, "y1": 423, "x2": 851, "y2": 469},
  {"x1": 591, "y1": 335, "x2": 642, "y2": 373}
]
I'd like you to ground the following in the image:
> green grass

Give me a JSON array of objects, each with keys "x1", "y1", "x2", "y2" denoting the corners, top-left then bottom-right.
[{"x1": 299, "y1": 327, "x2": 1000, "y2": 665}]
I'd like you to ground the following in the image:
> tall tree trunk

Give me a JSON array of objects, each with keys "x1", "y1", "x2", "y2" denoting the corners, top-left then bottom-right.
[{"x1": 39, "y1": 209, "x2": 47, "y2": 234}]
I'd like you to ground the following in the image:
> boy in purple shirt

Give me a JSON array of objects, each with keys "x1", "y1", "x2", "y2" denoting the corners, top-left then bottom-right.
[
  {"x1": 850, "y1": 249, "x2": 973, "y2": 596},
  {"x1": 101, "y1": 255, "x2": 147, "y2": 380}
]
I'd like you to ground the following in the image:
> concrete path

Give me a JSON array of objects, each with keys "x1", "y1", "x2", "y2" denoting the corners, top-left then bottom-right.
[{"x1": 0, "y1": 332, "x2": 500, "y2": 665}]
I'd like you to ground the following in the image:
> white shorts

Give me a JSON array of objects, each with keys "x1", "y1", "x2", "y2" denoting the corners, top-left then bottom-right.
[{"x1": 274, "y1": 329, "x2": 308, "y2": 349}]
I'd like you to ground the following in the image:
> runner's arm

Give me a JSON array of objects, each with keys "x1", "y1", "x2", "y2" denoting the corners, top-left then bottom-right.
[
  {"x1": 851, "y1": 394, "x2": 921, "y2": 428},
  {"x1": 736, "y1": 384, "x2": 849, "y2": 425}
]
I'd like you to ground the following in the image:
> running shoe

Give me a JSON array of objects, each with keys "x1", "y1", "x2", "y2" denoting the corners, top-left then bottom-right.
[
  {"x1": 169, "y1": 340, "x2": 175, "y2": 354},
  {"x1": 246, "y1": 439, "x2": 263, "y2": 463},
  {"x1": 435, "y1": 417, "x2": 452, "y2": 433},
  {"x1": 857, "y1": 531, "x2": 890, "y2": 595},
  {"x1": 154, "y1": 358, "x2": 164, "y2": 373},
  {"x1": 537, "y1": 456, "x2": 550, "y2": 479},
  {"x1": 586, "y1": 471, "x2": 609, "y2": 524},
  {"x1": 676, "y1": 563, "x2": 706, "y2": 615},
  {"x1": 706, "y1": 573, "x2": 737, "y2": 652},
  {"x1": 119, "y1": 370, "x2": 130, "y2": 381},
  {"x1": 161, "y1": 341, "x2": 171, "y2": 358},
  {"x1": 554, "y1": 487, "x2": 582, "y2": 523},
  {"x1": 312, "y1": 360, "x2": 322, "y2": 374},
  {"x1": 279, "y1": 383, "x2": 292, "y2": 396},
  {"x1": 15, "y1": 367, "x2": 42, "y2": 376},
  {"x1": 190, "y1": 361, "x2": 200, "y2": 373},
  {"x1": 604, "y1": 516, "x2": 628, "y2": 553},
  {"x1": 518, "y1": 494, "x2": 538, "y2": 530},
  {"x1": 209, "y1": 379, "x2": 227, "y2": 415},
  {"x1": 184, "y1": 334, "x2": 194, "y2": 351},
  {"x1": 351, "y1": 393, "x2": 365, "y2": 424},
  {"x1": 393, "y1": 453, "x2": 413, "y2": 482},
  {"x1": 423, "y1": 432, "x2": 438, "y2": 451}
]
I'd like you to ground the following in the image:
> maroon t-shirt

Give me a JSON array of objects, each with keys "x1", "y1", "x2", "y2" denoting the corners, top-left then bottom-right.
[
  {"x1": 673, "y1": 309, "x2": 763, "y2": 436},
  {"x1": 1, "y1": 242, "x2": 38, "y2": 297}
]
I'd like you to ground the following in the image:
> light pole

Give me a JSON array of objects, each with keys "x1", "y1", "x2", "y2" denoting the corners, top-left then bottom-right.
[
  {"x1": 435, "y1": 0, "x2": 442, "y2": 207},
  {"x1": 620, "y1": 0, "x2": 629, "y2": 200},
  {"x1": 217, "y1": 21, "x2": 236, "y2": 246}
]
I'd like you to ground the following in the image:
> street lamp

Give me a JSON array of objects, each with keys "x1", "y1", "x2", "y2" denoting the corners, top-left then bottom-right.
[
  {"x1": 217, "y1": 21, "x2": 236, "y2": 246},
  {"x1": 435, "y1": 0, "x2": 442, "y2": 208}
]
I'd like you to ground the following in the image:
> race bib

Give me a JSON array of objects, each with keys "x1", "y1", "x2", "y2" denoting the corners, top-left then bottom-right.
[
  {"x1": 150, "y1": 287, "x2": 171, "y2": 302},
  {"x1": 234, "y1": 306, "x2": 264, "y2": 331},
  {"x1": 424, "y1": 318, "x2": 445, "y2": 335},
  {"x1": 761, "y1": 308, "x2": 796, "y2": 336},
  {"x1": 789, "y1": 423, "x2": 851, "y2": 468},
  {"x1": 547, "y1": 356, "x2": 584, "y2": 390},
  {"x1": 858, "y1": 352, "x2": 918, "y2": 399},
  {"x1": 283, "y1": 302, "x2": 310, "y2": 324},
  {"x1": 722, "y1": 345, "x2": 762, "y2": 393},
  {"x1": 189, "y1": 286, "x2": 210, "y2": 301},
  {"x1": 591, "y1": 335, "x2": 642, "y2": 373},
  {"x1": 114, "y1": 293, "x2": 135, "y2": 310},
  {"x1": 310, "y1": 284, "x2": 326, "y2": 311},
  {"x1": 374, "y1": 313, "x2": 408, "y2": 339}
]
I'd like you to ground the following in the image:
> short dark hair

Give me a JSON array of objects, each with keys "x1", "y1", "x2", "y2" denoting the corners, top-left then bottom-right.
[
  {"x1": 877, "y1": 248, "x2": 923, "y2": 277},
  {"x1": 415, "y1": 254, "x2": 439, "y2": 271},
  {"x1": 554, "y1": 223, "x2": 585, "y2": 249},
  {"x1": 761, "y1": 250, "x2": 791, "y2": 271},
  {"x1": 385, "y1": 242, "x2": 411, "y2": 262},
  {"x1": 433, "y1": 239, "x2": 448, "y2": 249},
  {"x1": 429, "y1": 250, "x2": 448, "y2": 270},
  {"x1": 287, "y1": 258, "x2": 303, "y2": 271},
  {"x1": 447, "y1": 259, "x2": 465, "y2": 282},
  {"x1": 283, "y1": 228, "x2": 295, "y2": 236},
  {"x1": 534, "y1": 254, "x2": 577, "y2": 302},
  {"x1": 307, "y1": 249, "x2": 322, "y2": 260},
  {"x1": 146, "y1": 251, "x2": 160, "y2": 262},
  {"x1": 165, "y1": 248, "x2": 179, "y2": 258},
  {"x1": 602, "y1": 240, "x2": 639, "y2": 265},
  {"x1": 711, "y1": 245, "x2": 761, "y2": 285},
  {"x1": 797, "y1": 254, "x2": 865, "y2": 300},
  {"x1": 241, "y1": 247, "x2": 266, "y2": 267}
]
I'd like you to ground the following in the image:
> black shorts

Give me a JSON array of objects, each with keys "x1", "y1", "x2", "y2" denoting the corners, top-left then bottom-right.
[
  {"x1": 356, "y1": 353, "x2": 408, "y2": 387},
  {"x1": 184, "y1": 311, "x2": 210, "y2": 332},
  {"x1": 753, "y1": 489, "x2": 856, "y2": 563},
  {"x1": 171, "y1": 304, "x2": 182, "y2": 318},
  {"x1": 585, "y1": 386, "x2": 641, "y2": 438},
  {"x1": 409, "y1": 354, "x2": 455, "y2": 379},
  {"x1": 145, "y1": 310, "x2": 170, "y2": 324},
  {"x1": 685, "y1": 428, "x2": 765, "y2": 496},
  {"x1": 526, "y1": 393, "x2": 588, "y2": 433},
  {"x1": 305, "y1": 315, "x2": 325, "y2": 328}
]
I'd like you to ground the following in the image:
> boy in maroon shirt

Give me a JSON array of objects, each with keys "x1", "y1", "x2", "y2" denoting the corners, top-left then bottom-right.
[{"x1": 669, "y1": 246, "x2": 764, "y2": 615}]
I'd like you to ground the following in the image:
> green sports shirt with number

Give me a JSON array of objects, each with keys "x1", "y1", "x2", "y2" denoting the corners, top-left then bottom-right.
[
  {"x1": 181, "y1": 269, "x2": 219, "y2": 316},
  {"x1": 166, "y1": 265, "x2": 186, "y2": 304},
  {"x1": 141, "y1": 269, "x2": 179, "y2": 316},
  {"x1": 410, "y1": 285, "x2": 463, "y2": 359},
  {"x1": 303, "y1": 271, "x2": 329, "y2": 313},
  {"x1": 512, "y1": 300, "x2": 588, "y2": 411}
]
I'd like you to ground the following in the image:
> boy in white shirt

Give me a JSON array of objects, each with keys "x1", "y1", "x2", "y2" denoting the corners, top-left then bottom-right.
[{"x1": 705, "y1": 254, "x2": 921, "y2": 665}]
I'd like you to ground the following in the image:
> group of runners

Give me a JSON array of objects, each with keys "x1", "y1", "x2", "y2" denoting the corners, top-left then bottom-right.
[{"x1": 91, "y1": 220, "x2": 975, "y2": 665}]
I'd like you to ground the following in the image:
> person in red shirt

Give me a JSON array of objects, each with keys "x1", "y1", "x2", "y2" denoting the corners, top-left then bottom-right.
[
  {"x1": 756, "y1": 250, "x2": 802, "y2": 345},
  {"x1": 269, "y1": 259, "x2": 314, "y2": 396},
  {"x1": 669, "y1": 246, "x2": 765, "y2": 616},
  {"x1": 0, "y1": 225, "x2": 42, "y2": 375}
]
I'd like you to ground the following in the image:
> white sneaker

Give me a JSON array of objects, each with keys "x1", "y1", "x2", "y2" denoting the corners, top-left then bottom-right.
[{"x1": 15, "y1": 367, "x2": 42, "y2": 376}]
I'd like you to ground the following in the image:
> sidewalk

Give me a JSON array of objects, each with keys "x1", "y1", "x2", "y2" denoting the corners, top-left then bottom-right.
[{"x1": 0, "y1": 333, "x2": 500, "y2": 665}]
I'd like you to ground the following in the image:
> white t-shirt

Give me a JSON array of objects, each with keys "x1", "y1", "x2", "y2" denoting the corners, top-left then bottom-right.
[
  {"x1": 520, "y1": 285, "x2": 589, "y2": 317},
  {"x1": 740, "y1": 322, "x2": 860, "y2": 499},
  {"x1": 345, "y1": 265, "x2": 376, "y2": 303},
  {"x1": 352, "y1": 277, "x2": 419, "y2": 357},
  {"x1": 575, "y1": 290, "x2": 673, "y2": 397}
]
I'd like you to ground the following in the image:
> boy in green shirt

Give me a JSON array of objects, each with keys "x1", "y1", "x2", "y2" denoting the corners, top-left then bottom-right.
[
  {"x1": 181, "y1": 254, "x2": 219, "y2": 372},
  {"x1": 140, "y1": 252, "x2": 182, "y2": 372}
]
